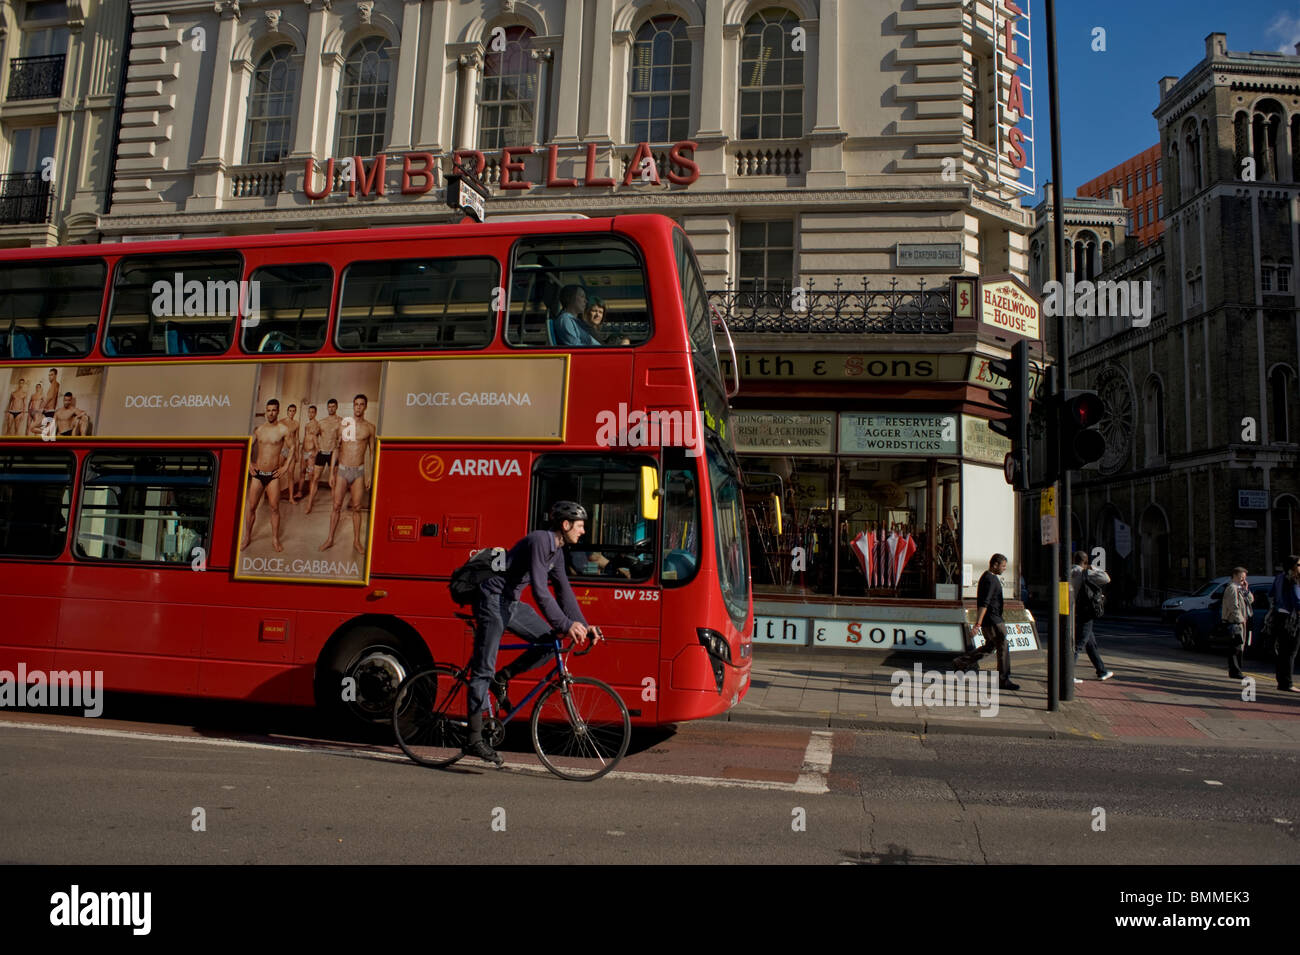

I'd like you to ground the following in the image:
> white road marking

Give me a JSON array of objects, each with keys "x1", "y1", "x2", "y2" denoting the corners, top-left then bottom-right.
[
  {"x1": 795, "y1": 730, "x2": 834, "y2": 794},
  {"x1": 0, "y1": 719, "x2": 835, "y2": 795},
  {"x1": 1204, "y1": 779, "x2": 1223, "y2": 786}
]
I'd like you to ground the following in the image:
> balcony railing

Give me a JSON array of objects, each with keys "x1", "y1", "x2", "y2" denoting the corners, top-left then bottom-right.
[
  {"x1": 708, "y1": 278, "x2": 952, "y2": 334},
  {"x1": 229, "y1": 163, "x2": 285, "y2": 198},
  {"x1": 6, "y1": 54, "x2": 66, "y2": 100},
  {"x1": 0, "y1": 173, "x2": 54, "y2": 225}
]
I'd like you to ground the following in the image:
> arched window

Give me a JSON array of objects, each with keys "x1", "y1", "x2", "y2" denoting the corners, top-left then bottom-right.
[
  {"x1": 245, "y1": 45, "x2": 299, "y2": 164},
  {"x1": 1143, "y1": 376, "x2": 1165, "y2": 461},
  {"x1": 1270, "y1": 366, "x2": 1294, "y2": 443},
  {"x1": 1292, "y1": 116, "x2": 1300, "y2": 182},
  {"x1": 1274, "y1": 495, "x2": 1300, "y2": 570},
  {"x1": 1280, "y1": 258, "x2": 1293, "y2": 293},
  {"x1": 1252, "y1": 99, "x2": 1284, "y2": 182},
  {"x1": 1233, "y1": 110, "x2": 1250, "y2": 174},
  {"x1": 337, "y1": 37, "x2": 392, "y2": 158},
  {"x1": 1263, "y1": 256, "x2": 1276, "y2": 293},
  {"x1": 1186, "y1": 266, "x2": 1202, "y2": 308},
  {"x1": 1182, "y1": 119, "x2": 1202, "y2": 192},
  {"x1": 1074, "y1": 230, "x2": 1098, "y2": 281},
  {"x1": 479, "y1": 26, "x2": 538, "y2": 150},
  {"x1": 1167, "y1": 141, "x2": 1180, "y2": 207},
  {"x1": 739, "y1": 8, "x2": 803, "y2": 140},
  {"x1": 629, "y1": 16, "x2": 691, "y2": 142}
]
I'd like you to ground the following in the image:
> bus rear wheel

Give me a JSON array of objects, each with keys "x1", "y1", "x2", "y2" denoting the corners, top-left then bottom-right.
[{"x1": 318, "y1": 626, "x2": 416, "y2": 730}]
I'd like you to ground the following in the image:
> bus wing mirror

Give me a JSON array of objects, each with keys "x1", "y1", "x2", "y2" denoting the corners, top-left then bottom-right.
[
  {"x1": 640, "y1": 465, "x2": 660, "y2": 521},
  {"x1": 771, "y1": 494, "x2": 783, "y2": 535}
]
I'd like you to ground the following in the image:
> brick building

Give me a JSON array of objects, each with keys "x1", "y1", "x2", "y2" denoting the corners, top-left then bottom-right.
[{"x1": 1077, "y1": 143, "x2": 1164, "y2": 249}]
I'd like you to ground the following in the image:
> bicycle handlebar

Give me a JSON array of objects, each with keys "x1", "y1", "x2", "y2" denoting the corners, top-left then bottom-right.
[{"x1": 571, "y1": 625, "x2": 605, "y2": 656}]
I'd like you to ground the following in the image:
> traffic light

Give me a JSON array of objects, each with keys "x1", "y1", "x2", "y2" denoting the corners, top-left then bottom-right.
[
  {"x1": 987, "y1": 340, "x2": 1030, "y2": 490},
  {"x1": 1058, "y1": 390, "x2": 1107, "y2": 470}
]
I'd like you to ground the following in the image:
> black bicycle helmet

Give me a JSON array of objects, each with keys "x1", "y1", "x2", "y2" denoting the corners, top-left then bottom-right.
[{"x1": 549, "y1": 500, "x2": 588, "y2": 525}]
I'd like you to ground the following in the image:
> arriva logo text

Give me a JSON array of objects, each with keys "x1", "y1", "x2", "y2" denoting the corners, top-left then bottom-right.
[{"x1": 420, "y1": 455, "x2": 523, "y2": 481}]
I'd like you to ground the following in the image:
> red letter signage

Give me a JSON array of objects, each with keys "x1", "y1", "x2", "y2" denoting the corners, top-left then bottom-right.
[
  {"x1": 499, "y1": 146, "x2": 535, "y2": 190},
  {"x1": 401, "y1": 152, "x2": 436, "y2": 195}
]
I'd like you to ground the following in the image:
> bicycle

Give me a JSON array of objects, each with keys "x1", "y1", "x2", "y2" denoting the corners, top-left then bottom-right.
[{"x1": 391, "y1": 624, "x2": 631, "y2": 781}]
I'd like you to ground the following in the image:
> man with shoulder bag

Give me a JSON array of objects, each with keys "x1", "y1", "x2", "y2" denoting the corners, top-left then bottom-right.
[
  {"x1": 1220, "y1": 567, "x2": 1253, "y2": 681},
  {"x1": 1270, "y1": 556, "x2": 1300, "y2": 692}
]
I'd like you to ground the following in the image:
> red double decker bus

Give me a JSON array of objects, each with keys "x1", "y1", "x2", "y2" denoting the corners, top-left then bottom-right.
[{"x1": 0, "y1": 214, "x2": 752, "y2": 727}]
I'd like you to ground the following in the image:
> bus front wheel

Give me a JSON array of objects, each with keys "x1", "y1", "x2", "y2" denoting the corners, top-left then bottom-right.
[{"x1": 318, "y1": 626, "x2": 418, "y2": 730}]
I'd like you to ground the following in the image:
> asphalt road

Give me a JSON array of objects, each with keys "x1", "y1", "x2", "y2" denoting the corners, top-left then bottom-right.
[{"x1": 1, "y1": 701, "x2": 1295, "y2": 864}]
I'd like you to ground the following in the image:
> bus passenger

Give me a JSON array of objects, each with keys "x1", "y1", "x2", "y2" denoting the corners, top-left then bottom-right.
[
  {"x1": 320, "y1": 394, "x2": 375, "y2": 557},
  {"x1": 553, "y1": 286, "x2": 602, "y2": 347},
  {"x1": 463, "y1": 501, "x2": 601, "y2": 766},
  {"x1": 242, "y1": 399, "x2": 290, "y2": 552},
  {"x1": 583, "y1": 296, "x2": 630, "y2": 346}
]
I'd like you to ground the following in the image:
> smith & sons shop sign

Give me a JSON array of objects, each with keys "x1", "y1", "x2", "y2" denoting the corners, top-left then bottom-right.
[{"x1": 299, "y1": 141, "x2": 700, "y2": 200}]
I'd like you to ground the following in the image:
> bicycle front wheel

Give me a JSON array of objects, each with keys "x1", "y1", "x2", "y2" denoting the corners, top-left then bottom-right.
[
  {"x1": 530, "y1": 676, "x2": 630, "y2": 781},
  {"x1": 392, "y1": 665, "x2": 470, "y2": 768}
]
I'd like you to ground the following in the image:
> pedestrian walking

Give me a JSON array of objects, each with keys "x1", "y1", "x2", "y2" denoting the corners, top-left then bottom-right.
[
  {"x1": 953, "y1": 553, "x2": 1018, "y2": 690},
  {"x1": 1071, "y1": 550, "x2": 1114, "y2": 682},
  {"x1": 1269, "y1": 555, "x2": 1300, "y2": 692},
  {"x1": 1220, "y1": 566, "x2": 1253, "y2": 680}
]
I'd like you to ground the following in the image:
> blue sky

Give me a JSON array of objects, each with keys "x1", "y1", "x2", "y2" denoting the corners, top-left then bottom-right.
[{"x1": 1018, "y1": 1, "x2": 1300, "y2": 207}]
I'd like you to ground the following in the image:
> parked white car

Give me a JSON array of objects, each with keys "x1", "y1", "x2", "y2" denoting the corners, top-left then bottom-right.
[{"x1": 1162, "y1": 575, "x2": 1275, "y2": 624}]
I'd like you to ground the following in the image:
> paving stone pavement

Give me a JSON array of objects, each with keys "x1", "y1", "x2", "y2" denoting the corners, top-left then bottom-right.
[{"x1": 717, "y1": 641, "x2": 1300, "y2": 745}]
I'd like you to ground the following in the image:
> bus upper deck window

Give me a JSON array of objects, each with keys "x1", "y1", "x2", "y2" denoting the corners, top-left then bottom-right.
[
  {"x1": 506, "y1": 235, "x2": 652, "y2": 348},
  {"x1": 107, "y1": 253, "x2": 242, "y2": 356},
  {"x1": 0, "y1": 259, "x2": 105, "y2": 360}
]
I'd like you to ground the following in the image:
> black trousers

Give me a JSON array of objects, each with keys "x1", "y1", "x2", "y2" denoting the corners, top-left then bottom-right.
[
  {"x1": 955, "y1": 618, "x2": 1010, "y2": 683},
  {"x1": 1275, "y1": 615, "x2": 1300, "y2": 690}
]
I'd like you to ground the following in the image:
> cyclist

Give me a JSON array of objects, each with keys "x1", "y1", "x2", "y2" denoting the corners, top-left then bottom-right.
[{"x1": 463, "y1": 500, "x2": 601, "y2": 765}]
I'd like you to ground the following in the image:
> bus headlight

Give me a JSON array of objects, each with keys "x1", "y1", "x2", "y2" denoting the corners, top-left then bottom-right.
[{"x1": 697, "y1": 628, "x2": 731, "y2": 692}]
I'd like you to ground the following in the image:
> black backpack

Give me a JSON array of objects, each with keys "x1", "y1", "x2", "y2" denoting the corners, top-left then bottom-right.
[
  {"x1": 1080, "y1": 576, "x2": 1106, "y2": 620},
  {"x1": 448, "y1": 548, "x2": 504, "y2": 605}
]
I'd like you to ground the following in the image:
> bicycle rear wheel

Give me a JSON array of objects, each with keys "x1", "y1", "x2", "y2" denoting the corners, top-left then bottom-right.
[
  {"x1": 530, "y1": 676, "x2": 630, "y2": 781},
  {"x1": 392, "y1": 666, "x2": 470, "y2": 768}
]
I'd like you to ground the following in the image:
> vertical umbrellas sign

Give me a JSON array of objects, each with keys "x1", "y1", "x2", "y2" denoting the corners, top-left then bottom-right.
[{"x1": 997, "y1": 1, "x2": 1036, "y2": 196}]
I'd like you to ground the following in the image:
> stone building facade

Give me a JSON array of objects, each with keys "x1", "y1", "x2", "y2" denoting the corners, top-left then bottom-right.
[
  {"x1": 1027, "y1": 33, "x2": 1300, "y2": 607},
  {"x1": 89, "y1": 0, "x2": 1031, "y2": 291},
  {"x1": 0, "y1": 0, "x2": 129, "y2": 246}
]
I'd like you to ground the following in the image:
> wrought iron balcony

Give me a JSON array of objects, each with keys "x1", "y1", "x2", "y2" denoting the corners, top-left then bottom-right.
[
  {"x1": 0, "y1": 173, "x2": 54, "y2": 225},
  {"x1": 708, "y1": 277, "x2": 953, "y2": 334},
  {"x1": 6, "y1": 54, "x2": 66, "y2": 100}
]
